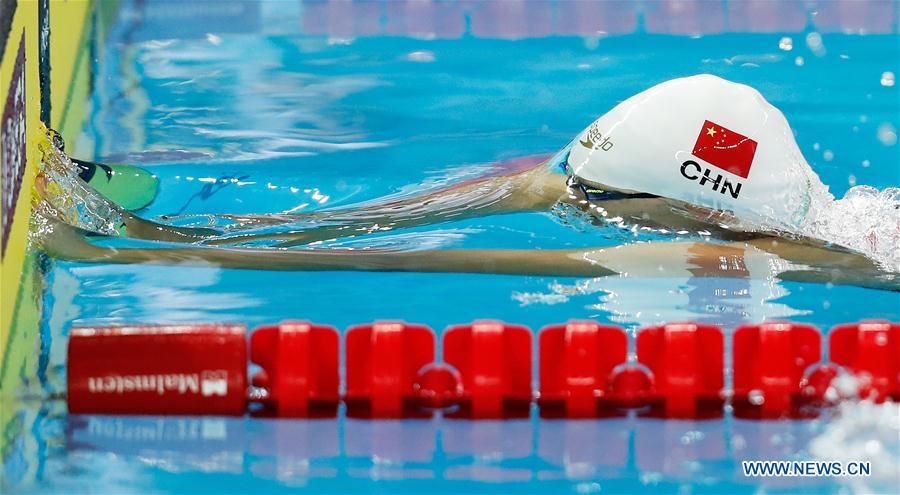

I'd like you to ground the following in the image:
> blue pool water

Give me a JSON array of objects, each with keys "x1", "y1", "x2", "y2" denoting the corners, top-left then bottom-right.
[{"x1": 5, "y1": 0, "x2": 900, "y2": 493}]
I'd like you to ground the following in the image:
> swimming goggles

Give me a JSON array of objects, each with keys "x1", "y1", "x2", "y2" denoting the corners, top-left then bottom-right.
[{"x1": 550, "y1": 140, "x2": 658, "y2": 202}]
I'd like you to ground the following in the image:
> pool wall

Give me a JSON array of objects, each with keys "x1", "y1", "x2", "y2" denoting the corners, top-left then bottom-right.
[{"x1": 0, "y1": 0, "x2": 111, "y2": 462}]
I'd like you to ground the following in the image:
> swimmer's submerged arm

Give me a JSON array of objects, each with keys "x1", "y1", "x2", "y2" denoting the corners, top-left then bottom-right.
[
  {"x1": 39, "y1": 216, "x2": 898, "y2": 291},
  {"x1": 206, "y1": 163, "x2": 567, "y2": 247},
  {"x1": 40, "y1": 215, "x2": 615, "y2": 277},
  {"x1": 122, "y1": 211, "x2": 221, "y2": 242}
]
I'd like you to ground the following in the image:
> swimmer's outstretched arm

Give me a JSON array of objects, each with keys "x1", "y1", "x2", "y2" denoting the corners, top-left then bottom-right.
[
  {"x1": 38, "y1": 215, "x2": 898, "y2": 291},
  {"x1": 205, "y1": 162, "x2": 568, "y2": 247},
  {"x1": 40, "y1": 214, "x2": 614, "y2": 277}
]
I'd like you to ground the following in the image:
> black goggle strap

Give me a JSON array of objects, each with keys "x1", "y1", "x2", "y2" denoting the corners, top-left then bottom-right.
[{"x1": 566, "y1": 175, "x2": 658, "y2": 201}]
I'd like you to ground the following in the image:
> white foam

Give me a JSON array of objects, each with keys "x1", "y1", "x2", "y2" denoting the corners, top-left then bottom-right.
[
  {"x1": 799, "y1": 186, "x2": 900, "y2": 272},
  {"x1": 809, "y1": 401, "x2": 900, "y2": 493}
]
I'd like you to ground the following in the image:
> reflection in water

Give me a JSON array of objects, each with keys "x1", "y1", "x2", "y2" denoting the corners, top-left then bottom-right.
[
  {"x1": 67, "y1": 263, "x2": 261, "y2": 324},
  {"x1": 514, "y1": 242, "x2": 807, "y2": 329},
  {"x1": 0, "y1": 408, "x2": 882, "y2": 493}
]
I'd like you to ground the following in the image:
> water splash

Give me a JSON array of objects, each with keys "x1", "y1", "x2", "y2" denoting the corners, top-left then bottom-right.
[
  {"x1": 809, "y1": 401, "x2": 900, "y2": 493},
  {"x1": 34, "y1": 127, "x2": 127, "y2": 237},
  {"x1": 800, "y1": 186, "x2": 900, "y2": 272}
]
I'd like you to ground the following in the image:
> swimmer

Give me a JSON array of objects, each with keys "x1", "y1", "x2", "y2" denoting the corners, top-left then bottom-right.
[{"x1": 36, "y1": 75, "x2": 900, "y2": 291}]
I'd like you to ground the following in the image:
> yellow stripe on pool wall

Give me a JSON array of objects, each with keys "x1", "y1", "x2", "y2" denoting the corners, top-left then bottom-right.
[
  {"x1": 50, "y1": 0, "x2": 95, "y2": 147},
  {"x1": 1, "y1": 1, "x2": 42, "y2": 373},
  {"x1": 2, "y1": 0, "x2": 102, "y2": 386},
  {"x1": 2, "y1": 0, "x2": 106, "y2": 474}
]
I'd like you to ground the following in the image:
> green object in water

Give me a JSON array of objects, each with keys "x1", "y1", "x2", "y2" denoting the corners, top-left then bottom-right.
[{"x1": 74, "y1": 159, "x2": 159, "y2": 211}]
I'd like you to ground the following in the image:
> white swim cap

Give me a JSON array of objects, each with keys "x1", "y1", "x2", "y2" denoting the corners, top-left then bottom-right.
[{"x1": 565, "y1": 74, "x2": 831, "y2": 232}]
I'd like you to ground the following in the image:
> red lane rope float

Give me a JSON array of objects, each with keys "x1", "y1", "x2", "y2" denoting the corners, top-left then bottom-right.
[
  {"x1": 443, "y1": 321, "x2": 532, "y2": 419},
  {"x1": 830, "y1": 321, "x2": 900, "y2": 402},
  {"x1": 65, "y1": 320, "x2": 899, "y2": 419},
  {"x1": 634, "y1": 323, "x2": 725, "y2": 419},
  {"x1": 538, "y1": 321, "x2": 628, "y2": 419},
  {"x1": 344, "y1": 321, "x2": 435, "y2": 418},
  {"x1": 67, "y1": 324, "x2": 247, "y2": 416},
  {"x1": 732, "y1": 322, "x2": 823, "y2": 419},
  {"x1": 250, "y1": 321, "x2": 340, "y2": 418}
]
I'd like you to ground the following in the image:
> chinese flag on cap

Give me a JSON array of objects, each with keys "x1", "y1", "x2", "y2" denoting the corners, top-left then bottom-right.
[{"x1": 692, "y1": 120, "x2": 757, "y2": 179}]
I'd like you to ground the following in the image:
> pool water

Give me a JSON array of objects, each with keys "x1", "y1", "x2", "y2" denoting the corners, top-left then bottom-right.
[{"x1": 5, "y1": 0, "x2": 900, "y2": 493}]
